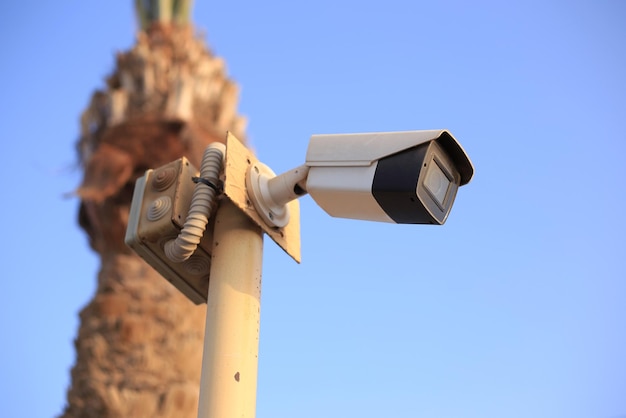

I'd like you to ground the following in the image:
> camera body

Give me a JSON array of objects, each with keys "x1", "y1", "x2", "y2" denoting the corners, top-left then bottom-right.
[{"x1": 304, "y1": 130, "x2": 474, "y2": 224}]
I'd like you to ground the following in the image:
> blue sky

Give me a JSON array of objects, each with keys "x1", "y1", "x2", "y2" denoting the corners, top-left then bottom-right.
[{"x1": 1, "y1": 1, "x2": 625, "y2": 417}]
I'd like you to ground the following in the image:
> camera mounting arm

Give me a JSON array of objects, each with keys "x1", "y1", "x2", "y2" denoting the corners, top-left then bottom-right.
[{"x1": 246, "y1": 163, "x2": 310, "y2": 228}]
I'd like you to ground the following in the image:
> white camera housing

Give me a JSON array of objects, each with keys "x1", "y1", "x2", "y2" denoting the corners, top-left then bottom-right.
[{"x1": 304, "y1": 130, "x2": 474, "y2": 224}]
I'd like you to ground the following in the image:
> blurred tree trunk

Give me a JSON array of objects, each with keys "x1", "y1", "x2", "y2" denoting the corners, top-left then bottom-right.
[{"x1": 60, "y1": 2, "x2": 246, "y2": 417}]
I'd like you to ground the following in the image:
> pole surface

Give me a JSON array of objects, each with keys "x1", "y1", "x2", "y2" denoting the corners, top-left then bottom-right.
[{"x1": 197, "y1": 199, "x2": 263, "y2": 418}]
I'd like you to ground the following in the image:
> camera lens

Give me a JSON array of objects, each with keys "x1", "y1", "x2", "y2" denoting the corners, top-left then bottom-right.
[{"x1": 424, "y1": 161, "x2": 450, "y2": 205}]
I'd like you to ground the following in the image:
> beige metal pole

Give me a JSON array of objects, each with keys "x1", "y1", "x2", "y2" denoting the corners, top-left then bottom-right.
[{"x1": 197, "y1": 198, "x2": 264, "y2": 418}]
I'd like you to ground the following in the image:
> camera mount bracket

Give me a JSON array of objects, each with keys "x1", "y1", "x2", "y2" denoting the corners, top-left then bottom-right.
[
  {"x1": 246, "y1": 161, "x2": 290, "y2": 228},
  {"x1": 222, "y1": 132, "x2": 302, "y2": 263}
]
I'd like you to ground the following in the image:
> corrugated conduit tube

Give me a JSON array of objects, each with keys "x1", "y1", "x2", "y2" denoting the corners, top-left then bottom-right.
[{"x1": 164, "y1": 142, "x2": 226, "y2": 263}]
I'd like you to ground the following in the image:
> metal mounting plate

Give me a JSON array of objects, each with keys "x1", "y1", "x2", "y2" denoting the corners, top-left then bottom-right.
[{"x1": 223, "y1": 132, "x2": 301, "y2": 263}]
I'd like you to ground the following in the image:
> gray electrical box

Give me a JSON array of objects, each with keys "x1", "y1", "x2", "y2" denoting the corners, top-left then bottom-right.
[{"x1": 125, "y1": 157, "x2": 214, "y2": 304}]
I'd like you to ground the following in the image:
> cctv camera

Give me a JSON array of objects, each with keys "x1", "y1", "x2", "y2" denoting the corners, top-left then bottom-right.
[
  {"x1": 303, "y1": 130, "x2": 474, "y2": 225},
  {"x1": 124, "y1": 130, "x2": 473, "y2": 301},
  {"x1": 124, "y1": 131, "x2": 472, "y2": 303},
  {"x1": 246, "y1": 129, "x2": 474, "y2": 226}
]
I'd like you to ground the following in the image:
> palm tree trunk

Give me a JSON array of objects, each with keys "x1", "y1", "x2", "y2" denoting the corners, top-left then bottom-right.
[
  {"x1": 62, "y1": 254, "x2": 206, "y2": 417},
  {"x1": 60, "y1": 3, "x2": 246, "y2": 416}
]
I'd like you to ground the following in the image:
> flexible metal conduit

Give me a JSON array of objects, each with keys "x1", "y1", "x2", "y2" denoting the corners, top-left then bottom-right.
[{"x1": 165, "y1": 142, "x2": 226, "y2": 263}]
